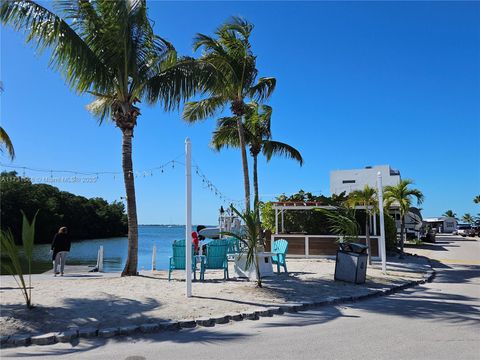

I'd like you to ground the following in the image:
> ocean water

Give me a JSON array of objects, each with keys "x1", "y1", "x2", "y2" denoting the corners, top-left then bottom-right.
[{"x1": 26, "y1": 225, "x2": 205, "y2": 273}]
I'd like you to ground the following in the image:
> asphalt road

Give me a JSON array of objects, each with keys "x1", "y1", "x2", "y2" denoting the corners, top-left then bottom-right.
[{"x1": 2, "y1": 235, "x2": 479, "y2": 360}]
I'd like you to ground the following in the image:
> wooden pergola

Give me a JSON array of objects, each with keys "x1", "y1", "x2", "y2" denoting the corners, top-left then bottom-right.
[{"x1": 270, "y1": 201, "x2": 380, "y2": 258}]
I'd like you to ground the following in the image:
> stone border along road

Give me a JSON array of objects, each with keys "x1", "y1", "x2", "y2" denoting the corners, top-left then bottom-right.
[{"x1": 0, "y1": 256, "x2": 436, "y2": 349}]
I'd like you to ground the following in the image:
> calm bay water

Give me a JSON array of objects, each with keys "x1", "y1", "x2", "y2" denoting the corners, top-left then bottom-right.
[{"x1": 27, "y1": 225, "x2": 203, "y2": 273}]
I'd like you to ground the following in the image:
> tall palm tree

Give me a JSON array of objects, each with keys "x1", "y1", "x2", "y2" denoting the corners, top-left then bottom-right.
[
  {"x1": 346, "y1": 185, "x2": 377, "y2": 264},
  {"x1": 474, "y1": 195, "x2": 480, "y2": 204},
  {"x1": 442, "y1": 210, "x2": 457, "y2": 219},
  {"x1": 182, "y1": 17, "x2": 276, "y2": 213},
  {"x1": 2, "y1": 0, "x2": 200, "y2": 276},
  {"x1": 211, "y1": 102, "x2": 303, "y2": 217},
  {"x1": 384, "y1": 180, "x2": 424, "y2": 257},
  {"x1": 0, "y1": 81, "x2": 15, "y2": 160},
  {"x1": 462, "y1": 213, "x2": 474, "y2": 224}
]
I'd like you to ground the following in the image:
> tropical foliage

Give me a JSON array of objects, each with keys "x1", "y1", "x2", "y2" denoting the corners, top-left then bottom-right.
[
  {"x1": 1, "y1": 172, "x2": 127, "y2": 244},
  {"x1": 1, "y1": 0, "x2": 203, "y2": 276},
  {"x1": 462, "y1": 213, "x2": 474, "y2": 224},
  {"x1": 442, "y1": 210, "x2": 457, "y2": 218},
  {"x1": 261, "y1": 189, "x2": 399, "y2": 252},
  {"x1": 0, "y1": 127, "x2": 15, "y2": 160},
  {"x1": 384, "y1": 214, "x2": 398, "y2": 251},
  {"x1": 474, "y1": 195, "x2": 480, "y2": 204},
  {"x1": 316, "y1": 207, "x2": 360, "y2": 243},
  {"x1": 346, "y1": 185, "x2": 377, "y2": 264},
  {"x1": 260, "y1": 190, "x2": 349, "y2": 234},
  {"x1": 0, "y1": 81, "x2": 15, "y2": 160},
  {"x1": 1, "y1": 211, "x2": 38, "y2": 308},
  {"x1": 183, "y1": 17, "x2": 276, "y2": 213},
  {"x1": 212, "y1": 102, "x2": 303, "y2": 216},
  {"x1": 222, "y1": 205, "x2": 263, "y2": 287},
  {"x1": 383, "y1": 180, "x2": 424, "y2": 257}
]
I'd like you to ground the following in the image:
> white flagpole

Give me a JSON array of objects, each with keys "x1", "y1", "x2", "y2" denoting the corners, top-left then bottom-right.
[
  {"x1": 377, "y1": 172, "x2": 387, "y2": 274},
  {"x1": 185, "y1": 138, "x2": 192, "y2": 297}
]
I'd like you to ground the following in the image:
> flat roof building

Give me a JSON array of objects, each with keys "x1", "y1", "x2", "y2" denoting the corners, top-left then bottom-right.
[
  {"x1": 424, "y1": 217, "x2": 458, "y2": 233},
  {"x1": 330, "y1": 165, "x2": 401, "y2": 195}
]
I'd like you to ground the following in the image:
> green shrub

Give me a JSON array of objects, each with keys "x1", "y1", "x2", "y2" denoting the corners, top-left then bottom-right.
[
  {"x1": 384, "y1": 214, "x2": 398, "y2": 251},
  {"x1": 259, "y1": 201, "x2": 275, "y2": 232}
]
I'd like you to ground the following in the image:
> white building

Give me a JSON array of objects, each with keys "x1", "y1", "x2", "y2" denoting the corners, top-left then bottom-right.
[
  {"x1": 330, "y1": 165, "x2": 401, "y2": 195},
  {"x1": 424, "y1": 217, "x2": 458, "y2": 233}
]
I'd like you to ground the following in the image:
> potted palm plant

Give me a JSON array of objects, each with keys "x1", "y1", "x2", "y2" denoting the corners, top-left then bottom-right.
[{"x1": 222, "y1": 205, "x2": 265, "y2": 287}]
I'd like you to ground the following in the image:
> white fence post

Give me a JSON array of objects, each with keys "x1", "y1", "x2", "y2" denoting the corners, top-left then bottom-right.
[
  {"x1": 97, "y1": 245, "x2": 104, "y2": 272},
  {"x1": 305, "y1": 236, "x2": 309, "y2": 258},
  {"x1": 152, "y1": 245, "x2": 157, "y2": 271}
]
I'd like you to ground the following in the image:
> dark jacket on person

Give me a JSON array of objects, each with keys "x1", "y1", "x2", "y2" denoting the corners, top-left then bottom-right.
[{"x1": 51, "y1": 233, "x2": 71, "y2": 258}]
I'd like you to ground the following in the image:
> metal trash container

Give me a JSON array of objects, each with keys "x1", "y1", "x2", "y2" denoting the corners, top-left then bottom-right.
[{"x1": 334, "y1": 242, "x2": 368, "y2": 284}]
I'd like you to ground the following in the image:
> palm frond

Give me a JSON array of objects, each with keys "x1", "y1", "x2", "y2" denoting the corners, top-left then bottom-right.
[
  {"x1": 0, "y1": 230, "x2": 30, "y2": 307},
  {"x1": 183, "y1": 96, "x2": 225, "y2": 122},
  {"x1": 20, "y1": 210, "x2": 38, "y2": 260},
  {"x1": 249, "y1": 77, "x2": 276, "y2": 102},
  {"x1": 146, "y1": 57, "x2": 217, "y2": 110},
  {"x1": 317, "y1": 208, "x2": 360, "y2": 242},
  {"x1": 384, "y1": 179, "x2": 423, "y2": 214},
  {"x1": 86, "y1": 95, "x2": 115, "y2": 123},
  {"x1": 211, "y1": 116, "x2": 241, "y2": 151},
  {"x1": 1, "y1": 0, "x2": 111, "y2": 94},
  {"x1": 0, "y1": 126, "x2": 15, "y2": 160},
  {"x1": 346, "y1": 185, "x2": 377, "y2": 212},
  {"x1": 262, "y1": 141, "x2": 303, "y2": 165},
  {"x1": 222, "y1": 16, "x2": 254, "y2": 40}
]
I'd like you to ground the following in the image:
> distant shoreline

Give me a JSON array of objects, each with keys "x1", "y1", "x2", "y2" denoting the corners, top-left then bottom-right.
[{"x1": 138, "y1": 224, "x2": 216, "y2": 227}]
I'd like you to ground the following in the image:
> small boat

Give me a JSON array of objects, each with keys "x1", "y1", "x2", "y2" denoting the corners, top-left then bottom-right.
[{"x1": 198, "y1": 227, "x2": 220, "y2": 239}]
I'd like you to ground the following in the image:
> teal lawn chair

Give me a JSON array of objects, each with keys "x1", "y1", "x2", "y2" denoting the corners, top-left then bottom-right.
[
  {"x1": 271, "y1": 239, "x2": 288, "y2": 274},
  {"x1": 200, "y1": 240, "x2": 229, "y2": 280},
  {"x1": 168, "y1": 240, "x2": 197, "y2": 281},
  {"x1": 226, "y1": 237, "x2": 243, "y2": 255}
]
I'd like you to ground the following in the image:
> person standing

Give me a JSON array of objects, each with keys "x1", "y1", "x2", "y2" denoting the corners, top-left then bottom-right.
[
  {"x1": 51, "y1": 227, "x2": 71, "y2": 276},
  {"x1": 192, "y1": 231, "x2": 199, "y2": 255}
]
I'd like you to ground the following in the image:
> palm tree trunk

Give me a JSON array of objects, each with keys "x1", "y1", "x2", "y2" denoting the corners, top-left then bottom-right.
[
  {"x1": 236, "y1": 116, "x2": 251, "y2": 213},
  {"x1": 399, "y1": 216, "x2": 405, "y2": 258},
  {"x1": 254, "y1": 253, "x2": 262, "y2": 288},
  {"x1": 121, "y1": 128, "x2": 139, "y2": 276},
  {"x1": 365, "y1": 213, "x2": 372, "y2": 265},
  {"x1": 253, "y1": 154, "x2": 259, "y2": 217}
]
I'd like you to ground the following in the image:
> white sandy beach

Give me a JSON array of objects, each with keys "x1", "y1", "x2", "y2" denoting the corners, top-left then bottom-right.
[{"x1": 0, "y1": 257, "x2": 430, "y2": 337}]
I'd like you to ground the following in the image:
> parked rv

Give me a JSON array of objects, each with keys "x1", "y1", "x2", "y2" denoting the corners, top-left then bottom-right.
[{"x1": 457, "y1": 224, "x2": 474, "y2": 237}]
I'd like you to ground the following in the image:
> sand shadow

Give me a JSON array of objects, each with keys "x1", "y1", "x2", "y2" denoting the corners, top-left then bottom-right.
[{"x1": 0, "y1": 296, "x2": 163, "y2": 338}]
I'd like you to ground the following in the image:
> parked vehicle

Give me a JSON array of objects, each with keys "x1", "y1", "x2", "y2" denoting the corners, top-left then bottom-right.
[
  {"x1": 457, "y1": 224, "x2": 474, "y2": 237},
  {"x1": 472, "y1": 225, "x2": 480, "y2": 237}
]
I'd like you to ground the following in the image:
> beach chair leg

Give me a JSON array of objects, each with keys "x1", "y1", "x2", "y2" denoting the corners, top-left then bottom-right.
[
  {"x1": 168, "y1": 269, "x2": 172, "y2": 281},
  {"x1": 276, "y1": 262, "x2": 280, "y2": 274}
]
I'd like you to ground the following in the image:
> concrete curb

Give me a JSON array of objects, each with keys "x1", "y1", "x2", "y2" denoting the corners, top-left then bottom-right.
[{"x1": 1, "y1": 257, "x2": 436, "y2": 349}]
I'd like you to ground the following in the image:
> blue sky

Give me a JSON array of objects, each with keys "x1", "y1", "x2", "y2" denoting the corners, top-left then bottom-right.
[{"x1": 1, "y1": 1, "x2": 479, "y2": 224}]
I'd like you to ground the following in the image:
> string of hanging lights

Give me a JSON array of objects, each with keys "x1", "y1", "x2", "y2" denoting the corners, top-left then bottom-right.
[{"x1": 1, "y1": 157, "x2": 244, "y2": 208}]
